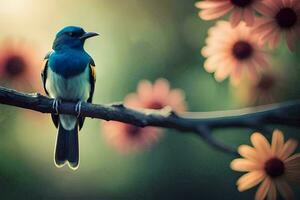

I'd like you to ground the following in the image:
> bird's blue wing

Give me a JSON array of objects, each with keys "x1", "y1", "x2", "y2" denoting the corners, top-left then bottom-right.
[
  {"x1": 78, "y1": 58, "x2": 96, "y2": 130},
  {"x1": 42, "y1": 51, "x2": 59, "y2": 128}
]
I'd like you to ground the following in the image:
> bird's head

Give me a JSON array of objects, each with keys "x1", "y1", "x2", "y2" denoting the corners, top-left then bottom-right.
[{"x1": 52, "y1": 26, "x2": 99, "y2": 50}]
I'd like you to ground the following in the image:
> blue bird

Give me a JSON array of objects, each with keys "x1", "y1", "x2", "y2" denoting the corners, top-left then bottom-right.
[{"x1": 41, "y1": 26, "x2": 98, "y2": 170}]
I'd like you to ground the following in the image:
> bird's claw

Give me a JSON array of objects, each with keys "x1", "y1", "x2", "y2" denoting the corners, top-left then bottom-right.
[
  {"x1": 52, "y1": 99, "x2": 61, "y2": 114},
  {"x1": 75, "y1": 101, "x2": 83, "y2": 118}
]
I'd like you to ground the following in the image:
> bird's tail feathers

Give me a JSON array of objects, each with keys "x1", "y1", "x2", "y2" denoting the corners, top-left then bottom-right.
[{"x1": 55, "y1": 122, "x2": 79, "y2": 170}]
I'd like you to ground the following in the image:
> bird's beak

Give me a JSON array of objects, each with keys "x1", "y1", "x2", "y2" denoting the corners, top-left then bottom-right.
[{"x1": 80, "y1": 32, "x2": 99, "y2": 40}]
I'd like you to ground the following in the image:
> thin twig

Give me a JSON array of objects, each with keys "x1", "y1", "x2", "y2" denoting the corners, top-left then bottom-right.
[{"x1": 0, "y1": 86, "x2": 299, "y2": 155}]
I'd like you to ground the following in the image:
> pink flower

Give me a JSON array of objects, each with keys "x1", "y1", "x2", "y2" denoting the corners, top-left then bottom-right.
[
  {"x1": 231, "y1": 130, "x2": 300, "y2": 200},
  {"x1": 102, "y1": 78, "x2": 187, "y2": 153},
  {"x1": 249, "y1": 72, "x2": 281, "y2": 104},
  {"x1": 195, "y1": 0, "x2": 266, "y2": 27},
  {"x1": 233, "y1": 71, "x2": 283, "y2": 105},
  {"x1": 128, "y1": 79, "x2": 187, "y2": 112},
  {"x1": 202, "y1": 21, "x2": 269, "y2": 85},
  {"x1": 252, "y1": 0, "x2": 300, "y2": 51},
  {"x1": 0, "y1": 39, "x2": 41, "y2": 91}
]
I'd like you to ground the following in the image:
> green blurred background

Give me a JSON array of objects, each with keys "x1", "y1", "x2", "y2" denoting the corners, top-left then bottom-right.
[{"x1": 0, "y1": 0, "x2": 299, "y2": 199}]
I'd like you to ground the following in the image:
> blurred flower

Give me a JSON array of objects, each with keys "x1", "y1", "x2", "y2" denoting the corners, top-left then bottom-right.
[
  {"x1": 0, "y1": 39, "x2": 41, "y2": 91},
  {"x1": 233, "y1": 71, "x2": 283, "y2": 105},
  {"x1": 253, "y1": 0, "x2": 300, "y2": 51},
  {"x1": 128, "y1": 78, "x2": 187, "y2": 112},
  {"x1": 195, "y1": 0, "x2": 266, "y2": 27},
  {"x1": 202, "y1": 21, "x2": 269, "y2": 85},
  {"x1": 231, "y1": 130, "x2": 300, "y2": 200},
  {"x1": 249, "y1": 72, "x2": 280, "y2": 104},
  {"x1": 102, "y1": 78, "x2": 187, "y2": 153}
]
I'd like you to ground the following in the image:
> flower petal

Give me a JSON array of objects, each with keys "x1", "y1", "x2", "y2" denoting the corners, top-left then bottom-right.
[
  {"x1": 286, "y1": 30, "x2": 297, "y2": 51},
  {"x1": 199, "y1": 4, "x2": 233, "y2": 20},
  {"x1": 246, "y1": 59, "x2": 259, "y2": 83},
  {"x1": 253, "y1": 3, "x2": 274, "y2": 17},
  {"x1": 124, "y1": 93, "x2": 142, "y2": 108},
  {"x1": 252, "y1": 19, "x2": 274, "y2": 35},
  {"x1": 254, "y1": 53, "x2": 270, "y2": 69},
  {"x1": 275, "y1": 179, "x2": 294, "y2": 200},
  {"x1": 267, "y1": 181, "x2": 277, "y2": 200},
  {"x1": 251, "y1": 132, "x2": 272, "y2": 160},
  {"x1": 285, "y1": 154, "x2": 300, "y2": 185},
  {"x1": 268, "y1": 0, "x2": 282, "y2": 10},
  {"x1": 214, "y1": 58, "x2": 233, "y2": 82},
  {"x1": 279, "y1": 139, "x2": 298, "y2": 160},
  {"x1": 168, "y1": 89, "x2": 186, "y2": 112},
  {"x1": 243, "y1": 8, "x2": 255, "y2": 27},
  {"x1": 137, "y1": 80, "x2": 153, "y2": 103},
  {"x1": 238, "y1": 145, "x2": 261, "y2": 161},
  {"x1": 283, "y1": 0, "x2": 292, "y2": 7},
  {"x1": 230, "y1": 9, "x2": 242, "y2": 28},
  {"x1": 203, "y1": 54, "x2": 227, "y2": 72},
  {"x1": 271, "y1": 129, "x2": 284, "y2": 156},
  {"x1": 237, "y1": 171, "x2": 265, "y2": 192},
  {"x1": 255, "y1": 177, "x2": 271, "y2": 200},
  {"x1": 153, "y1": 78, "x2": 170, "y2": 102},
  {"x1": 285, "y1": 153, "x2": 300, "y2": 168},
  {"x1": 230, "y1": 64, "x2": 242, "y2": 86},
  {"x1": 231, "y1": 158, "x2": 261, "y2": 172},
  {"x1": 268, "y1": 32, "x2": 281, "y2": 49},
  {"x1": 195, "y1": 1, "x2": 229, "y2": 9}
]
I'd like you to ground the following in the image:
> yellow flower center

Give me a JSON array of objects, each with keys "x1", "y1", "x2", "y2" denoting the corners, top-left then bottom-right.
[
  {"x1": 4, "y1": 55, "x2": 26, "y2": 78},
  {"x1": 230, "y1": 0, "x2": 253, "y2": 7},
  {"x1": 264, "y1": 157, "x2": 285, "y2": 178},
  {"x1": 232, "y1": 41, "x2": 253, "y2": 60},
  {"x1": 276, "y1": 7, "x2": 298, "y2": 29}
]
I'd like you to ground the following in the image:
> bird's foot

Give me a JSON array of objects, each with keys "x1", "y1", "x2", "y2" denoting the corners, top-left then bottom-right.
[
  {"x1": 75, "y1": 101, "x2": 83, "y2": 118},
  {"x1": 52, "y1": 99, "x2": 61, "y2": 114}
]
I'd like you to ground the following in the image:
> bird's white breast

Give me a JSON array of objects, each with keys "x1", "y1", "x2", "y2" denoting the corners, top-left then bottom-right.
[
  {"x1": 45, "y1": 66, "x2": 91, "y2": 130},
  {"x1": 46, "y1": 66, "x2": 91, "y2": 101}
]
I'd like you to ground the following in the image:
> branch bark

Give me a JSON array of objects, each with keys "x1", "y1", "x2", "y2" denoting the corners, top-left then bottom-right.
[{"x1": 0, "y1": 86, "x2": 299, "y2": 155}]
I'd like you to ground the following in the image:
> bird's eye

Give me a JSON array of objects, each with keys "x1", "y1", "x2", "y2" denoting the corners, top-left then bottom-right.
[{"x1": 67, "y1": 32, "x2": 75, "y2": 37}]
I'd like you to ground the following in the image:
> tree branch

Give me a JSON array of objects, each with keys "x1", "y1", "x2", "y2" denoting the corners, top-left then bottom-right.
[{"x1": 0, "y1": 86, "x2": 299, "y2": 155}]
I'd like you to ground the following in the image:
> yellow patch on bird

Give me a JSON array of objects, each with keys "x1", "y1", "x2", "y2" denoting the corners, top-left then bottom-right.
[{"x1": 90, "y1": 64, "x2": 96, "y2": 81}]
